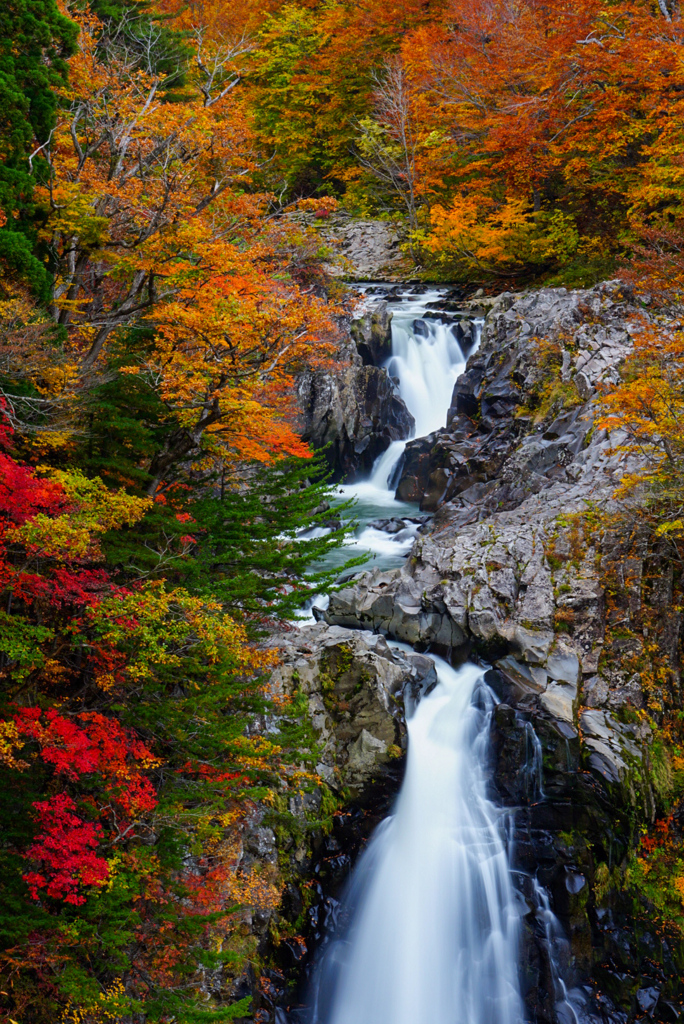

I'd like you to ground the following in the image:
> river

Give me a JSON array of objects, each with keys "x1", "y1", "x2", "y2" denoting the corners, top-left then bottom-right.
[{"x1": 299, "y1": 288, "x2": 525, "y2": 1024}]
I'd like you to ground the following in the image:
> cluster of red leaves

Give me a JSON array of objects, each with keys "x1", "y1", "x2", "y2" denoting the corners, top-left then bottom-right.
[
  {"x1": 640, "y1": 815, "x2": 675, "y2": 856},
  {"x1": 0, "y1": 453, "x2": 67, "y2": 526},
  {"x1": 0, "y1": 433, "x2": 161, "y2": 906},
  {"x1": 23, "y1": 794, "x2": 108, "y2": 905},
  {"x1": 15, "y1": 709, "x2": 158, "y2": 903},
  {"x1": 0, "y1": 448, "x2": 119, "y2": 611},
  {"x1": 183, "y1": 762, "x2": 248, "y2": 786},
  {"x1": 15, "y1": 708, "x2": 158, "y2": 814}
]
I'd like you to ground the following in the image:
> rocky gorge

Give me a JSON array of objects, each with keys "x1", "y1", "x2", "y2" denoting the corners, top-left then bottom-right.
[{"x1": 234, "y1": 280, "x2": 684, "y2": 1024}]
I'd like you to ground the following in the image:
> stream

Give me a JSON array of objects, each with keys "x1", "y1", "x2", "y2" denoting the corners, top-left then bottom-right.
[
  {"x1": 299, "y1": 285, "x2": 580, "y2": 1024},
  {"x1": 337, "y1": 285, "x2": 480, "y2": 571},
  {"x1": 308, "y1": 657, "x2": 523, "y2": 1024},
  {"x1": 301, "y1": 286, "x2": 480, "y2": 591}
]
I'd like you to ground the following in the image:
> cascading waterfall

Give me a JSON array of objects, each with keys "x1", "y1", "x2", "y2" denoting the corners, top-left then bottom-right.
[
  {"x1": 308, "y1": 658, "x2": 524, "y2": 1024},
  {"x1": 532, "y1": 882, "x2": 583, "y2": 1024},
  {"x1": 299, "y1": 286, "x2": 584, "y2": 1024},
  {"x1": 366, "y1": 294, "x2": 479, "y2": 494},
  {"x1": 338, "y1": 289, "x2": 481, "y2": 567}
]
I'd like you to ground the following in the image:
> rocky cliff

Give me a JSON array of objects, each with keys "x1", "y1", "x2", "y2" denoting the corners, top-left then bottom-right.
[
  {"x1": 244, "y1": 281, "x2": 684, "y2": 1024},
  {"x1": 314, "y1": 282, "x2": 683, "y2": 1023},
  {"x1": 297, "y1": 300, "x2": 414, "y2": 480}
]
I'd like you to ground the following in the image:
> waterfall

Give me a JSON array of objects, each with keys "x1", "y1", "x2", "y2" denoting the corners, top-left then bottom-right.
[
  {"x1": 308, "y1": 658, "x2": 524, "y2": 1024},
  {"x1": 386, "y1": 315, "x2": 468, "y2": 438},
  {"x1": 532, "y1": 882, "x2": 583, "y2": 1024},
  {"x1": 336, "y1": 291, "x2": 482, "y2": 573},
  {"x1": 367, "y1": 300, "x2": 478, "y2": 493}
]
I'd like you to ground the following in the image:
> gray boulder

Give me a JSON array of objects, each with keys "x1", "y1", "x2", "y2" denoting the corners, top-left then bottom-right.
[
  {"x1": 267, "y1": 623, "x2": 436, "y2": 794},
  {"x1": 298, "y1": 360, "x2": 414, "y2": 481}
]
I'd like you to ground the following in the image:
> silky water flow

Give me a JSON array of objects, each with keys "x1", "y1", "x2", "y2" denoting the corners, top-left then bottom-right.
[
  {"x1": 364, "y1": 294, "x2": 476, "y2": 495},
  {"x1": 336, "y1": 290, "x2": 482, "y2": 569},
  {"x1": 308, "y1": 658, "x2": 524, "y2": 1024},
  {"x1": 302, "y1": 290, "x2": 577, "y2": 1022}
]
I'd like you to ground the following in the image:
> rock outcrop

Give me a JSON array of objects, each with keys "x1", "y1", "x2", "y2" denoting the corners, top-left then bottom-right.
[
  {"x1": 321, "y1": 216, "x2": 412, "y2": 280},
  {"x1": 395, "y1": 282, "x2": 637, "y2": 512},
  {"x1": 267, "y1": 623, "x2": 436, "y2": 794},
  {"x1": 322, "y1": 274, "x2": 664, "y2": 801},
  {"x1": 349, "y1": 300, "x2": 394, "y2": 366},
  {"x1": 297, "y1": 296, "x2": 414, "y2": 480},
  {"x1": 298, "y1": 361, "x2": 414, "y2": 480}
]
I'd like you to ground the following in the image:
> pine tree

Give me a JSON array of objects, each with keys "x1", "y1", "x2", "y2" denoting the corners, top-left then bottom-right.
[
  {"x1": 0, "y1": 0, "x2": 76, "y2": 297},
  {"x1": 185, "y1": 452, "x2": 365, "y2": 623}
]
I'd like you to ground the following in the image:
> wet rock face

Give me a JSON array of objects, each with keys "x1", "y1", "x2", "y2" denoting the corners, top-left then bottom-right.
[
  {"x1": 298, "y1": 360, "x2": 414, "y2": 481},
  {"x1": 395, "y1": 282, "x2": 636, "y2": 513},
  {"x1": 297, "y1": 299, "x2": 413, "y2": 481},
  {"x1": 349, "y1": 301, "x2": 393, "y2": 366},
  {"x1": 267, "y1": 623, "x2": 436, "y2": 794}
]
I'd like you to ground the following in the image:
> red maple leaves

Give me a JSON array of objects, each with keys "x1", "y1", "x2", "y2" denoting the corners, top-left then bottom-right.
[
  {"x1": 23, "y1": 794, "x2": 108, "y2": 905},
  {"x1": 16, "y1": 709, "x2": 159, "y2": 904}
]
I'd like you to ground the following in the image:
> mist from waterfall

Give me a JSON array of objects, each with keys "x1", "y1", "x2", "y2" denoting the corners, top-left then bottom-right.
[{"x1": 308, "y1": 658, "x2": 524, "y2": 1024}]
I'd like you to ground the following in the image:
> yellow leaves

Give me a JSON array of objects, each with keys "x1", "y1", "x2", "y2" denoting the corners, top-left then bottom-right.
[
  {"x1": 637, "y1": 856, "x2": 652, "y2": 877},
  {"x1": 92, "y1": 580, "x2": 259, "y2": 684},
  {"x1": 9, "y1": 515, "x2": 94, "y2": 561},
  {"x1": 53, "y1": 469, "x2": 152, "y2": 532},
  {"x1": 225, "y1": 868, "x2": 282, "y2": 914},
  {"x1": 0, "y1": 295, "x2": 49, "y2": 330},
  {"x1": 424, "y1": 195, "x2": 535, "y2": 272},
  {"x1": 674, "y1": 875, "x2": 684, "y2": 908},
  {"x1": 39, "y1": 180, "x2": 112, "y2": 252},
  {"x1": 9, "y1": 470, "x2": 151, "y2": 560},
  {"x1": 25, "y1": 430, "x2": 77, "y2": 457},
  {"x1": 423, "y1": 194, "x2": 585, "y2": 277},
  {"x1": 59, "y1": 979, "x2": 128, "y2": 1024},
  {"x1": 0, "y1": 720, "x2": 27, "y2": 770},
  {"x1": 232, "y1": 735, "x2": 282, "y2": 759},
  {"x1": 655, "y1": 520, "x2": 684, "y2": 537}
]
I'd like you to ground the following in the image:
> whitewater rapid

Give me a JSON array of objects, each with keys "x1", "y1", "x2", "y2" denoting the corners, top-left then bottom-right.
[
  {"x1": 309, "y1": 658, "x2": 524, "y2": 1024},
  {"x1": 337, "y1": 287, "x2": 481, "y2": 568}
]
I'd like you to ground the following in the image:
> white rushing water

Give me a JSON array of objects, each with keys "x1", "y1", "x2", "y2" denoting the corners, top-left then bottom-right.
[
  {"x1": 309, "y1": 658, "x2": 523, "y2": 1024},
  {"x1": 300, "y1": 289, "x2": 480, "y2": 619},
  {"x1": 336, "y1": 287, "x2": 481, "y2": 569}
]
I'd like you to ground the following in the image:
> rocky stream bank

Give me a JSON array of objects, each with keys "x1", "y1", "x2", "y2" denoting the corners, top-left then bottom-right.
[{"x1": 231, "y1": 281, "x2": 684, "y2": 1024}]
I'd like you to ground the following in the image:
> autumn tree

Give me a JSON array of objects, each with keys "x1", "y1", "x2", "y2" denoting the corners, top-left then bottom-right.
[
  {"x1": 0, "y1": 2, "x2": 342, "y2": 495},
  {"x1": 354, "y1": 58, "x2": 421, "y2": 231},
  {"x1": 387, "y1": 0, "x2": 684, "y2": 283},
  {"x1": 0, "y1": 4, "x2": 355, "y2": 1021}
]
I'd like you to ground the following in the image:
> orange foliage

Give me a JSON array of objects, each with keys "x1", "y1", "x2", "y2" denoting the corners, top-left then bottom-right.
[
  {"x1": 26, "y1": 2, "x2": 339, "y2": 491},
  {"x1": 383, "y1": 0, "x2": 684, "y2": 276}
]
